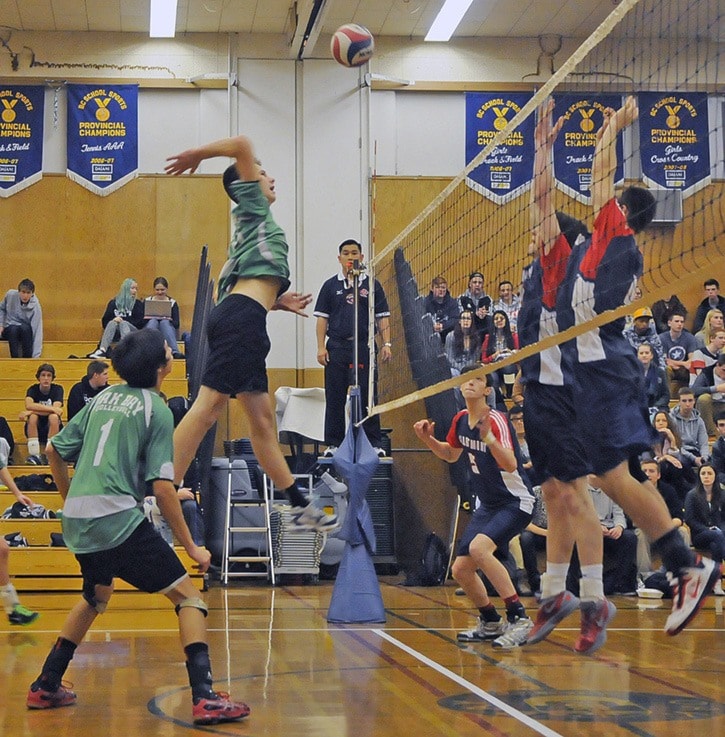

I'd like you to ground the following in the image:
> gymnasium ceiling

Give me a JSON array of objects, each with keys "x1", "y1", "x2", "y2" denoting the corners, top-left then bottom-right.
[{"x1": 0, "y1": 1, "x2": 720, "y2": 44}]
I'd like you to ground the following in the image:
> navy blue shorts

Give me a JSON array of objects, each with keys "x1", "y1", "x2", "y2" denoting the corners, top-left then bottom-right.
[
  {"x1": 572, "y1": 354, "x2": 658, "y2": 475},
  {"x1": 202, "y1": 293, "x2": 271, "y2": 396},
  {"x1": 75, "y1": 519, "x2": 189, "y2": 602},
  {"x1": 524, "y1": 382, "x2": 591, "y2": 485},
  {"x1": 457, "y1": 504, "x2": 532, "y2": 556}
]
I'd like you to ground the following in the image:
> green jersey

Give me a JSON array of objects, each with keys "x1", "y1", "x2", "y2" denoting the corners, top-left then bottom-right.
[
  {"x1": 217, "y1": 180, "x2": 291, "y2": 302},
  {"x1": 50, "y1": 384, "x2": 174, "y2": 554}
]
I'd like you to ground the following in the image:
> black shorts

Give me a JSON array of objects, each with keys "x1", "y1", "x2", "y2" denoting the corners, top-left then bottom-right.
[
  {"x1": 24, "y1": 415, "x2": 63, "y2": 443},
  {"x1": 202, "y1": 294, "x2": 271, "y2": 396},
  {"x1": 524, "y1": 382, "x2": 591, "y2": 485},
  {"x1": 457, "y1": 504, "x2": 532, "y2": 556},
  {"x1": 75, "y1": 519, "x2": 189, "y2": 602}
]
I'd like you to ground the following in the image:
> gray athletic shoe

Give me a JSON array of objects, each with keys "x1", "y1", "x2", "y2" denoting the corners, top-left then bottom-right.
[
  {"x1": 457, "y1": 617, "x2": 506, "y2": 642},
  {"x1": 492, "y1": 616, "x2": 534, "y2": 649}
]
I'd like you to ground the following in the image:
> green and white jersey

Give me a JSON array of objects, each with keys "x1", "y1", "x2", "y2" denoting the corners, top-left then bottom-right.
[
  {"x1": 217, "y1": 180, "x2": 291, "y2": 302},
  {"x1": 50, "y1": 384, "x2": 174, "y2": 554},
  {"x1": 0, "y1": 437, "x2": 10, "y2": 470}
]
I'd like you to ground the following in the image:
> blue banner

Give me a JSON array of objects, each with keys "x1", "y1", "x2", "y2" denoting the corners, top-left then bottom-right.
[
  {"x1": 638, "y1": 92, "x2": 710, "y2": 197},
  {"x1": 66, "y1": 84, "x2": 138, "y2": 196},
  {"x1": 552, "y1": 94, "x2": 624, "y2": 204},
  {"x1": 465, "y1": 92, "x2": 535, "y2": 203},
  {"x1": 0, "y1": 85, "x2": 44, "y2": 198}
]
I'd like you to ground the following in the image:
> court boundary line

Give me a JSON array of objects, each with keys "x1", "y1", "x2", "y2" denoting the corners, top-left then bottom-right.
[{"x1": 374, "y1": 629, "x2": 564, "y2": 737}]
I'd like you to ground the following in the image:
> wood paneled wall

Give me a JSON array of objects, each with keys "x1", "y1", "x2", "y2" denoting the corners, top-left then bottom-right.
[{"x1": 2, "y1": 174, "x2": 230, "y2": 340}]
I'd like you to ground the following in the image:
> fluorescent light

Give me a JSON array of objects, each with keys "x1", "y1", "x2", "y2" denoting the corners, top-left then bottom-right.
[
  {"x1": 425, "y1": 0, "x2": 475, "y2": 42},
  {"x1": 150, "y1": 0, "x2": 178, "y2": 38}
]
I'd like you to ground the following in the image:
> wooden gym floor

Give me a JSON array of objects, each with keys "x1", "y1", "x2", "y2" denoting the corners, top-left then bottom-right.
[{"x1": 1, "y1": 580, "x2": 723, "y2": 736}]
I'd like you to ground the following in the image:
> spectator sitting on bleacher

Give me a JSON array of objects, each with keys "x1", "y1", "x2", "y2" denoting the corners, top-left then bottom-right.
[
  {"x1": 492, "y1": 280, "x2": 521, "y2": 334},
  {"x1": 423, "y1": 276, "x2": 460, "y2": 343},
  {"x1": 651, "y1": 293, "x2": 687, "y2": 335},
  {"x1": 144, "y1": 276, "x2": 185, "y2": 359},
  {"x1": 0, "y1": 437, "x2": 40, "y2": 625},
  {"x1": 693, "y1": 308, "x2": 724, "y2": 349},
  {"x1": 659, "y1": 311, "x2": 698, "y2": 397},
  {"x1": 457, "y1": 271, "x2": 491, "y2": 339},
  {"x1": 0, "y1": 278, "x2": 43, "y2": 358},
  {"x1": 445, "y1": 311, "x2": 482, "y2": 376},
  {"x1": 711, "y1": 412, "x2": 725, "y2": 477},
  {"x1": 19, "y1": 363, "x2": 63, "y2": 465},
  {"x1": 669, "y1": 387, "x2": 709, "y2": 467},
  {"x1": 623, "y1": 307, "x2": 665, "y2": 370},
  {"x1": 636, "y1": 458, "x2": 689, "y2": 578},
  {"x1": 692, "y1": 278, "x2": 725, "y2": 335},
  {"x1": 691, "y1": 327, "x2": 725, "y2": 379},
  {"x1": 691, "y1": 352, "x2": 725, "y2": 437},
  {"x1": 684, "y1": 463, "x2": 724, "y2": 596},
  {"x1": 652, "y1": 410, "x2": 695, "y2": 502},
  {"x1": 637, "y1": 343, "x2": 669, "y2": 412},
  {"x1": 481, "y1": 310, "x2": 519, "y2": 398},
  {"x1": 88, "y1": 278, "x2": 145, "y2": 359},
  {"x1": 518, "y1": 484, "x2": 547, "y2": 596},
  {"x1": 67, "y1": 361, "x2": 110, "y2": 421}
]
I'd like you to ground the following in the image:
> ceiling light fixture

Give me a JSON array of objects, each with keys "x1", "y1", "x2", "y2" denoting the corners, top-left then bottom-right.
[
  {"x1": 150, "y1": 0, "x2": 178, "y2": 38},
  {"x1": 425, "y1": 0, "x2": 475, "y2": 42}
]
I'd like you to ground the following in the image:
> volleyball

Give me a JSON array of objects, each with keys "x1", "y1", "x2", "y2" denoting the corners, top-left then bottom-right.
[{"x1": 330, "y1": 24, "x2": 374, "y2": 67}]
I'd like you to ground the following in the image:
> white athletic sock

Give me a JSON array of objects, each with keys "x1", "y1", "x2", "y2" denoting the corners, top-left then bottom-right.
[
  {"x1": 27, "y1": 438, "x2": 41, "y2": 457},
  {"x1": 1, "y1": 583, "x2": 19, "y2": 614},
  {"x1": 541, "y1": 563, "x2": 569, "y2": 599},
  {"x1": 579, "y1": 564, "x2": 605, "y2": 602}
]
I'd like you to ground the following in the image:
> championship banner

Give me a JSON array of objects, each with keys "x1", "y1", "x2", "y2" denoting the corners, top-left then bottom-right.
[
  {"x1": 0, "y1": 85, "x2": 44, "y2": 198},
  {"x1": 465, "y1": 92, "x2": 535, "y2": 204},
  {"x1": 66, "y1": 83, "x2": 138, "y2": 196},
  {"x1": 552, "y1": 94, "x2": 624, "y2": 204},
  {"x1": 638, "y1": 91, "x2": 710, "y2": 197}
]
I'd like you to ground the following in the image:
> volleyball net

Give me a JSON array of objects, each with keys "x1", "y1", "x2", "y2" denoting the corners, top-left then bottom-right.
[{"x1": 368, "y1": 0, "x2": 724, "y2": 419}]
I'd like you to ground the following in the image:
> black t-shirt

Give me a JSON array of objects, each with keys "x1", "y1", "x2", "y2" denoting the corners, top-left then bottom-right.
[{"x1": 26, "y1": 383, "x2": 64, "y2": 407}]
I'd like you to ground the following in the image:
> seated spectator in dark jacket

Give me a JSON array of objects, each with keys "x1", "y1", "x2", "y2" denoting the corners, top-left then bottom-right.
[
  {"x1": 651, "y1": 293, "x2": 686, "y2": 335},
  {"x1": 89, "y1": 278, "x2": 145, "y2": 359},
  {"x1": 684, "y1": 463, "x2": 724, "y2": 595},
  {"x1": 636, "y1": 459, "x2": 689, "y2": 575},
  {"x1": 691, "y1": 353, "x2": 725, "y2": 436},
  {"x1": 481, "y1": 310, "x2": 519, "y2": 398},
  {"x1": 0, "y1": 278, "x2": 43, "y2": 358},
  {"x1": 659, "y1": 312, "x2": 699, "y2": 397},
  {"x1": 711, "y1": 412, "x2": 725, "y2": 477},
  {"x1": 652, "y1": 409, "x2": 696, "y2": 501},
  {"x1": 637, "y1": 343, "x2": 669, "y2": 411},
  {"x1": 67, "y1": 361, "x2": 110, "y2": 420},
  {"x1": 423, "y1": 276, "x2": 459, "y2": 343},
  {"x1": 518, "y1": 485, "x2": 547, "y2": 595},
  {"x1": 624, "y1": 307, "x2": 665, "y2": 369},
  {"x1": 457, "y1": 271, "x2": 491, "y2": 339},
  {"x1": 692, "y1": 278, "x2": 725, "y2": 334},
  {"x1": 669, "y1": 388, "x2": 710, "y2": 465}
]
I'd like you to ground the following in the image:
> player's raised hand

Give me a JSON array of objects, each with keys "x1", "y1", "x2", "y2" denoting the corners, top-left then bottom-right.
[
  {"x1": 413, "y1": 419, "x2": 435, "y2": 441},
  {"x1": 165, "y1": 148, "x2": 204, "y2": 176}
]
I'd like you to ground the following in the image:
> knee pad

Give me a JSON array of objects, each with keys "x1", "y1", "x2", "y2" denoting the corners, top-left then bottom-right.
[
  {"x1": 175, "y1": 597, "x2": 208, "y2": 617},
  {"x1": 82, "y1": 593, "x2": 108, "y2": 614}
]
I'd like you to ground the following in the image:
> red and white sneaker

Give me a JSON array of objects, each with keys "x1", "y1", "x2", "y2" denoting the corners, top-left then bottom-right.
[
  {"x1": 665, "y1": 556, "x2": 719, "y2": 636},
  {"x1": 526, "y1": 590, "x2": 580, "y2": 645},
  {"x1": 26, "y1": 682, "x2": 77, "y2": 709},
  {"x1": 574, "y1": 599, "x2": 616, "y2": 654},
  {"x1": 192, "y1": 691, "x2": 250, "y2": 725}
]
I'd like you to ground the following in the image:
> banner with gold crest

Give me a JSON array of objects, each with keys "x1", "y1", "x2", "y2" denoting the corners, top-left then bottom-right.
[
  {"x1": 638, "y1": 91, "x2": 710, "y2": 197},
  {"x1": 552, "y1": 94, "x2": 624, "y2": 204},
  {"x1": 465, "y1": 92, "x2": 535, "y2": 203},
  {"x1": 66, "y1": 83, "x2": 138, "y2": 196},
  {"x1": 0, "y1": 85, "x2": 44, "y2": 198}
]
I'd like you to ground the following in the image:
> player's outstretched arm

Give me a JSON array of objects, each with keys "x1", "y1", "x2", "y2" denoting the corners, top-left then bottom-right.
[
  {"x1": 591, "y1": 95, "x2": 638, "y2": 215},
  {"x1": 272, "y1": 291, "x2": 313, "y2": 316},
  {"x1": 165, "y1": 135, "x2": 257, "y2": 182}
]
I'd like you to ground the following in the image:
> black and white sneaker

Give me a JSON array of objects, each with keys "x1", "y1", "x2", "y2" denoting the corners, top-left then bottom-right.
[{"x1": 288, "y1": 503, "x2": 339, "y2": 532}]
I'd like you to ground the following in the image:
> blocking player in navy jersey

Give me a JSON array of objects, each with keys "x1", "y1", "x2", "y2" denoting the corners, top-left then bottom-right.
[
  {"x1": 165, "y1": 135, "x2": 336, "y2": 532},
  {"x1": 413, "y1": 366, "x2": 535, "y2": 649},
  {"x1": 518, "y1": 99, "x2": 613, "y2": 654},
  {"x1": 26, "y1": 331, "x2": 249, "y2": 725},
  {"x1": 556, "y1": 96, "x2": 718, "y2": 635}
]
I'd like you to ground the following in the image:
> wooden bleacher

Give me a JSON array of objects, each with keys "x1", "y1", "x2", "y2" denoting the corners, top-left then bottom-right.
[{"x1": 1, "y1": 342, "x2": 205, "y2": 597}]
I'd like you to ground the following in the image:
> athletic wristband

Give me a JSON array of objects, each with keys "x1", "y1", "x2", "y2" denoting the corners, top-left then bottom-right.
[
  {"x1": 384, "y1": 342, "x2": 392, "y2": 347},
  {"x1": 483, "y1": 431, "x2": 496, "y2": 446}
]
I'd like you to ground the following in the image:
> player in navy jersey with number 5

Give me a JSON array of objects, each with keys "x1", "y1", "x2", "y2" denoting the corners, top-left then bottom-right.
[
  {"x1": 413, "y1": 366, "x2": 534, "y2": 649},
  {"x1": 556, "y1": 96, "x2": 718, "y2": 635}
]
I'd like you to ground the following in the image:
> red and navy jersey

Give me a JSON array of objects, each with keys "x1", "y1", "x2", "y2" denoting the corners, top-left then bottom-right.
[
  {"x1": 518, "y1": 232, "x2": 574, "y2": 386},
  {"x1": 557, "y1": 198, "x2": 642, "y2": 363},
  {"x1": 446, "y1": 408, "x2": 534, "y2": 512}
]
